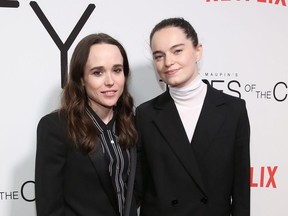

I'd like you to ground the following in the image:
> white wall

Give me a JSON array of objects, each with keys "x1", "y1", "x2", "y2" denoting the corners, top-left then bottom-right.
[{"x1": 1, "y1": 0, "x2": 287, "y2": 215}]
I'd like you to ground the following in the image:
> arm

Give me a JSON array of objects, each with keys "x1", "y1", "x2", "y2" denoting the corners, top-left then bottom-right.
[
  {"x1": 35, "y1": 113, "x2": 67, "y2": 216},
  {"x1": 232, "y1": 100, "x2": 251, "y2": 216},
  {"x1": 134, "y1": 107, "x2": 147, "y2": 207},
  {"x1": 134, "y1": 107, "x2": 143, "y2": 206}
]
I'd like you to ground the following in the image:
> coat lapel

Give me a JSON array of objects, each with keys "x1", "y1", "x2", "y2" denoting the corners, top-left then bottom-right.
[
  {"x1": 153, "y1": 91, "x2": 207, "y2": 196},
  {"x1": 152, "y1": 82, "x2": 227, "y2": 197},
  {"x1": 191, "y1": 82, "x2": 227, "y2": 158},
  {"x1": 89, "y1": 143, "x2": 136, "y2": 216},
  {"x1": 88, "y1": 145, "x2": 119, "y2": 214}
]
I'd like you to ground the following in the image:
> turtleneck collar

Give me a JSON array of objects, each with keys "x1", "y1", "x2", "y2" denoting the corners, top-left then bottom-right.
[{"x1": 169, "y1": 74, "x2": 206, "y2": 107}]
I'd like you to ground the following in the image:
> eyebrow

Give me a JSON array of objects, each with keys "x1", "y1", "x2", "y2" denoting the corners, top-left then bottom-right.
[
  {"x1": 113, "y1": 64, "x2": 123, "y2": 68},
  {"x1": 89, "y1": 64, "x2": 123, "y2": 71},
  {"x1": 89, "y1": 65, "x2": 103, "y2": 71},
  {"x1": 152, "y1": 43, "x2": 185, "y2": 56}
]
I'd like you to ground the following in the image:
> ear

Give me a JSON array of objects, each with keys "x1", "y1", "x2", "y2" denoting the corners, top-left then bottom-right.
[{"x1": 195, "y1": 43, "x2": 203, "y2": 62}]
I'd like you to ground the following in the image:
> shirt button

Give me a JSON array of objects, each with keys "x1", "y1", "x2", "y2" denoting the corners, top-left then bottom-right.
[
  {"x1": 171, "y1": 200, "x2": 178, "y2": 206},
  {"x1": 200, "y1": 197, "x2": 208, "y2": 204}
]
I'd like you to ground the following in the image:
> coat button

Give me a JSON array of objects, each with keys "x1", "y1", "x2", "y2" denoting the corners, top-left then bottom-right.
[
  {"x1": 171, "y1": 199, "x2": 178, "y2": 206},
  {"x1": 200, "y1": 197, "x2": 208, "y2": 204}
]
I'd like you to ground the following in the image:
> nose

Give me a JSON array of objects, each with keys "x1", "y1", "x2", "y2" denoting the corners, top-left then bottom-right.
[
  {"x1": 164, "y1": 53, "x2": 174, "y2": 67},
  {"x1": 104, "y1": 73, "x2": 114, "y2": 86}
]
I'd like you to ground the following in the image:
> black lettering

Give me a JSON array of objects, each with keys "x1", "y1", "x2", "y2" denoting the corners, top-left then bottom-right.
[
  {"x1": 273, "y1": 82, "x2": 287, "y2": 102},
  {"x1": 0, "y1": 1, "x2": 19, "y2": 8},
  {"x1": 21, "y1": 181, "x2": 35, "y2": 202},
  {"x1": 30, "y1": 1, "x2": 96, "y2": 87},
  {"x1": 228, "y1": 80, "x2": 241, "y2": 98},
  {"x1": 0, "y1": 191, "x2": 18, "y2": 200}
]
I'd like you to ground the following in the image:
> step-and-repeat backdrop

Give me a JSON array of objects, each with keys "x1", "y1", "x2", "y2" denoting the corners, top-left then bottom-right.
[{"x1": 1, "y1": 0, "x2": 287, "y2": 215}]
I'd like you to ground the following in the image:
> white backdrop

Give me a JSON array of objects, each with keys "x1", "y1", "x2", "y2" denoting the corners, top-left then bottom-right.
[{"x1": 1, "y1": 0, "x2": 287, "y2": 215}]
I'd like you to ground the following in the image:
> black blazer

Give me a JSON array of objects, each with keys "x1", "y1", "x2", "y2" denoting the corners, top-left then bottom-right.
[
  {"x1": 135, "y1": 81, "x2": 250, "y2": 216},
  {"x1": 35, "y1": 112, "x2": 137, "y2": 216}
]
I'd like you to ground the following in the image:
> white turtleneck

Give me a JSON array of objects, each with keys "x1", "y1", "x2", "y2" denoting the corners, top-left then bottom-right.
[{"x1": 169, "y1": 75, "x2": 207, "y2": 143}]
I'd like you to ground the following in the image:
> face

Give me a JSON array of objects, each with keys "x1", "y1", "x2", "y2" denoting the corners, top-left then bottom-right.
[
  {"x1": 82, "y1": 43, "x2": 125, "y2": 113},
  {"x1": 151, "y1": 26, "x2": 202, "y2": 88}
]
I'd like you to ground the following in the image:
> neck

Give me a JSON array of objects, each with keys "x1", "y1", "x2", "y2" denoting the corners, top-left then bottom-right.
[
  {"x1": 89, "y1": 103, "x2": 114, "y2": 124},
  {"x1": 169, "y1": 75, "x2": 204, "y2": 106}
]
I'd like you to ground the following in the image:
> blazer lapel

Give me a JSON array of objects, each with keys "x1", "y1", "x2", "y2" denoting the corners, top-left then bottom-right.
[
  {"x1": 191, "y1": 81, "x2": 227, "y2": 157},
  {"x1": 153, "y1": 91, "x2": 207, "y2": 196},
  {"x1": 88, "y1": 145, "x2": 118, "y2": 214}
]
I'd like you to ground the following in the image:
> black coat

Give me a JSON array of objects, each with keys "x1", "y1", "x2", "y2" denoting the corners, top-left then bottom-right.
[
  {"x1": 35, "y1": 112, "x2": 137, "y2": 216},
  {"x1": 135, "y1": 82, "x2": 250, "y2": 216}
]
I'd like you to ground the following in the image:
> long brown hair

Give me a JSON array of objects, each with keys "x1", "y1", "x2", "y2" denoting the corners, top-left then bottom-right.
[{"x1": 60, "y1": 33, "x2": 137, "y2": 152}]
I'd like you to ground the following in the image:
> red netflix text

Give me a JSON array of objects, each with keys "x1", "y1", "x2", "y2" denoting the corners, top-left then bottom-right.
[
  {"x1": 250, "y1": 166, "x2": 278, "y2": 188},
  {"x1": 206, "y1": 0, "x2": 287, "y2": 7}
]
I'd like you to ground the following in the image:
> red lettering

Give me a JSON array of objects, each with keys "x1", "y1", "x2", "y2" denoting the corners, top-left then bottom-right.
[
  {"x1": 275, "y1": 0, "x2": 287, "y2": 6},
  {"x1": 250, "y1": 167, "x2": 258, "y2": 187},
  {"x1": 206, "y1": 0, "x2": 286, "y2": 5},
  {"x1": 258, "y1": 0, "x2": 286, "y2": 5},
  {"x1": 266, "y1": 166, "x2": 277, "y2": 188},
  {"x1": 260, "y1": 166, "x2": 265, "y2": 187},
  {"x1": 250, "y1": 166, "x2": 278, "y2": 188}
]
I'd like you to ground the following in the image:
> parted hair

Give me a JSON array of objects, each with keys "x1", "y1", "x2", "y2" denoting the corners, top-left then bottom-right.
[
  {"x1": 150, "y1": 17, "x2": 199, "y2": 48},
  {"x1": 60, "y1": 33, "x2": 137, "y2": 152}
]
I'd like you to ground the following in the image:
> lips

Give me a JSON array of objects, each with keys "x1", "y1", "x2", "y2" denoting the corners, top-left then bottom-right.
[
  {"x1": 102, "y1": 90, "x2": 117, "y2": 96},
  {"x1": 166, "y1": 69, "x2": 178, "y2": 75}
]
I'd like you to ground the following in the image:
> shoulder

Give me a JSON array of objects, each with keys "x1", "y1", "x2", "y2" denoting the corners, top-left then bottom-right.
[
  {"x1": 205, "y1": 81, "x2": 246, "y2": 107},
  {"x1": 205, "y1": 83, "x2": 250, "y2": 127},
  {"x1": 201, "y1": 80, "x2": 249, "y2": 120},
  {"x1": 37, "y1": 110, "x2": 68, "y2": 133},
  {"x1": 36, "y1": 111, "x2": 70, "y2": 162},
  {"x1": 136, "y1": 91, "x2": 170, "y2": 112},
  {"x1": 36, "y1": 110, "x2": 72, "y2": 151}
]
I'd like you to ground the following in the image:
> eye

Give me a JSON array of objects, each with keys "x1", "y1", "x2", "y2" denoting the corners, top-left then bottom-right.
[
  {"x1": 113, "y1": 67, "x2": 123, "y2": 73},
  {"x1": 92, "y1": 70, "x2": 102, "y2": 76},
  {"x1": 174, "y1": 49, "x2": 182, "y2": 55},
  {"x1": 153, "y1": 54, "x2": 164, "y2": 61}
]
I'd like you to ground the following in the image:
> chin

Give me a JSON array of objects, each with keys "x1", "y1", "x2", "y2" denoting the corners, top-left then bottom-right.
[{"x1": 168, "y1": 80, "x2": 180, "y2": 87}]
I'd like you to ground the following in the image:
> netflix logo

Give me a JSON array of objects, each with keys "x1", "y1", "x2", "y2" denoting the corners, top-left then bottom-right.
[
  {"x1": 206, "y1": 0, "x2": 287, "y2": 7},
  {"x1": 250, "y1": 166, "x2": 278, "y2": 188}
]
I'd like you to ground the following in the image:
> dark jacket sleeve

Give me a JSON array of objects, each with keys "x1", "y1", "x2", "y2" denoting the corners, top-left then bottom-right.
[
  {"x1": 134, "y1": 107, "x2": 143, "y2": 206},
  {"x1": 35, "y1": 113, "x2": 67, "y2": 216},
  {"x1": 232, "y1": 100, "x2": 250, "y2": 216}
]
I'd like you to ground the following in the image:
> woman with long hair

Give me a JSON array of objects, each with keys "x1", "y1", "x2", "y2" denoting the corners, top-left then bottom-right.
[{"x1": 35, "y1": 33, "x2": 138, "y2": 216}]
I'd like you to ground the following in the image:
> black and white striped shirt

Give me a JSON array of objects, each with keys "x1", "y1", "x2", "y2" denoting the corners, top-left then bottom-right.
[{"x1": 86, "y1": 106, "x2": 130, "y2": 216}]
